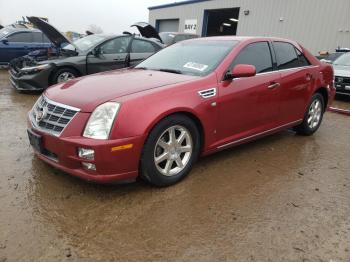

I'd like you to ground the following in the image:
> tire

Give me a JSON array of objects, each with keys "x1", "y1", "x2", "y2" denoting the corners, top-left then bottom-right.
[
  {"x1": 52, "y1": 68, "x2": 78, "y2": 84},
  {"x1": 294, "y1": 93, "x2": 325, "y2": 136},
  {"x1": 140, "y1": 114, "x2": 201, "y2": 187}
]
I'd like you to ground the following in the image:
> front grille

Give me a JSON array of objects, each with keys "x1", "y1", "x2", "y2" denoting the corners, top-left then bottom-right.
[
  {"x1": 335, "y1": 76, "x2": 350, "y2": 84},
  {"x1": 30, "y1": 95, "x2": 80, "y2": 136}
]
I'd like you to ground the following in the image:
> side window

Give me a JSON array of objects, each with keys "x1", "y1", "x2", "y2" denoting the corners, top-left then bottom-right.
[
  {"x1": 230, "y1": 41, "x2": 273, "y2": 74},
  {"x1": 7, "y1": 32, "x2": 32, "y2": 42},
  {"x1": 42, "y1": 34, "x2": 51, "y2": 43},
  {"x1": 32, "y1": 32, "x2": 43, "y2": 42},
  {"x1": 100, "y1": 37, "x2": 131, "y2": 54},
  {"x1": 273, "y1": 42, "x2": 300, "y2": 70},
  {"x1": 174, "y1": 35, "x2": 187, "y2": 43},
  {"x1": 295, "y1": 48, "x2": 311, "y2": 67},
  {"x1": 131, "y1": 39, "x2": 156, "y2": 53}
]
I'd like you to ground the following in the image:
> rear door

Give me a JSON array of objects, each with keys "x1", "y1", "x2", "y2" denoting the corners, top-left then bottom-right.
[
  {"x1": 217, "y1": 41, "x2": 282, "y2": 143},
  {"x1": 129, "y1": 38, "x2": 160, "y2": 67},
  {"x1": 272, "y1": 41, "x2": 313, "y2": 123},
  {"x1": 87, "y1": 36, "x2": 132, "y2": 74}
]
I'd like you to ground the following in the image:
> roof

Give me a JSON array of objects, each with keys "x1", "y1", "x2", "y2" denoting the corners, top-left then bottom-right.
[{"x1": 148, "y1": 0, "x2": 211, "y2": 10}]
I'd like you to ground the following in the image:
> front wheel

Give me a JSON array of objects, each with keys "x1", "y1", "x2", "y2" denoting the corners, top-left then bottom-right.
[
  {"x1": 140, "y1": 114, "x2": 201, "y2": 187},
  {"x1": 294, "y1": 93, "x2": 325, "y2": 136},
  {"x1": 52, "y1": 68, "x2": 78, "y2": 84}
]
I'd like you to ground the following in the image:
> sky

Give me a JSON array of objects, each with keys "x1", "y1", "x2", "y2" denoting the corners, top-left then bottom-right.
[{"x1": 0, "y1": 0, "x2": 179, "y2": 34}]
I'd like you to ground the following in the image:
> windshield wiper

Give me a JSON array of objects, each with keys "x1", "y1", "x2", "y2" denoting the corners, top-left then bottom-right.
[{"x1": 156, "y1": 68, "x2": 183, "y2": 74}]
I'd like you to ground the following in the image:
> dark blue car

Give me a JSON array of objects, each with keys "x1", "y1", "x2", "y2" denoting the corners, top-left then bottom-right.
[{"x1": 0, "y1": 27, "x2": 54, "y2": 65}]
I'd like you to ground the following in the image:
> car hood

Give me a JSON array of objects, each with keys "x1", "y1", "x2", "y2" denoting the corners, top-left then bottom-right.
[
  {"x1": 45, "y1": 69, "x2": 197, "y2": 112},
  {"x1": 131, "y1": 22, "x2": 162, "y2": 43},
  {"x1": 27, "y1": 16, "x2": 71, "y2": 48},
  {"x1": 333, "y1": 65, "x2": 350, "y2": 77}
]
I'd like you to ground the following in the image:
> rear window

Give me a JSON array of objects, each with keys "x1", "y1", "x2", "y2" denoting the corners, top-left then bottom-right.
[{"x1": 273, "y1": 42, "x2": 300, "y2": 70}]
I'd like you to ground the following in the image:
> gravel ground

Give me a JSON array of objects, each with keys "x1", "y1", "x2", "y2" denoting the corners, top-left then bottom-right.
[{"x1": 0, "y1": 69, "x2": 350, "y2": 262}]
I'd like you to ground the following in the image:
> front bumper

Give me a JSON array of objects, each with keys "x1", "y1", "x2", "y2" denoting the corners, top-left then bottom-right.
[
  {"x1": 27, "y1": 123, "x2": 146, "y2": 184},
  {"x1": 9, "y1": 67, "x2": 51, "y2": 91}
]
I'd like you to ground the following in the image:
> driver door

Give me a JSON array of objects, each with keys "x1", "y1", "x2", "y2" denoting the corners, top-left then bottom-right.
[
  {"x1": 87, "y1": 36, "x2": 131, "y2": 74},
  {"x1": 217, "y1": 41, "x2": 282, "y2": 144}
]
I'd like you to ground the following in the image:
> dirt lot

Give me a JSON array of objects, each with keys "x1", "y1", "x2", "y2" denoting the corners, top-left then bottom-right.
[{"x1": 0, "y1": 69, "x2": 350, "y2": 262}]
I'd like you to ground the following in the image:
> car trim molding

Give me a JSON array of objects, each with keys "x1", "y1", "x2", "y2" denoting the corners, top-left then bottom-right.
[
  {"x1": 198, "y1": 88, "x2": 217, "y2": 98},
  {"x1": 217, "y1": 119, "x2": 303, "y2": 149}
]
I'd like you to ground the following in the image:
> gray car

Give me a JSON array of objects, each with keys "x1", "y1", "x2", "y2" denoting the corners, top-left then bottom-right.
[
  {"x1": 333, "y1": 52, "x2": 350, "y2": 96},
  {"x1": 9, "y1": 17, "x2": 164, "y2": 91}
]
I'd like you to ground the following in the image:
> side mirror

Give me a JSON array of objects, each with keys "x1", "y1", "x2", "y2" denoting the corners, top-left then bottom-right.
[
  {"x1": 1, "y1": 39, "x2": 8, "y2": 45},
  {"x1": 90, "y1": 48, "x2": 100, "y2": 57},
  {"x1": 225, "y1": 64, "x2": 256, "y2": 80}
]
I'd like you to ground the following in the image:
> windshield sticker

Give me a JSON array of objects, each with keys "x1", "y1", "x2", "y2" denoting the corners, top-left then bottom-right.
[
  {"x1": 169, "y1": 34, "x2": 175, "y2": 38},
  {"x1": 183, "y1": 62, "x2": 208, "y2": 72}
]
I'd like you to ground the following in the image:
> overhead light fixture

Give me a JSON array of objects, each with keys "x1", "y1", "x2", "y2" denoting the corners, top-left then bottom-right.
[
  {"x1": 229, "y1": 18, "x2": 239, "y2": 22},
  {"x1": 223, "y1": 23, "x2": 231, "y2": 27}
]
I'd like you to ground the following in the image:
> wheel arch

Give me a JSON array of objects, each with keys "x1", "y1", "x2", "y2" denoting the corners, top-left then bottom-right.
[
  {"x1": 49, "y1": 64, "x2": 82, "y2": 84},
  {"x1": 314, "y1": 86, "x2": 329, "y2": 111},
  {"x1": 144, "y1": 109, "x2": 206, "y2": 153}
]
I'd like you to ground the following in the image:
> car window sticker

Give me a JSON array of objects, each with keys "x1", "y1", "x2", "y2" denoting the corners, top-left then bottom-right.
[{"x1": 183, "y1": 62, "x2": 208, "y2": 71}]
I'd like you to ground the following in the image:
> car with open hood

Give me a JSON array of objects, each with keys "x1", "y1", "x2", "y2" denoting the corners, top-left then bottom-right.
[
  {"x1": 9, "y1": 17, "x2": 164, "y2": 91},
  {"x1": 27, "y1": 36, "x2": 335, "y2": 186}
]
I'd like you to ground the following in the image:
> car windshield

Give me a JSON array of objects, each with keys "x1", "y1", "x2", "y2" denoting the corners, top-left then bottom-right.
[
  {"x1": 136, "y1": 40, "x2": 238, "y2": 76},
  {"x1": 63, "y1": 34, "x2": 106, "y2": 52},
  {"x1": 333, "y1": 52, "x2": 350, "y2": 66}
]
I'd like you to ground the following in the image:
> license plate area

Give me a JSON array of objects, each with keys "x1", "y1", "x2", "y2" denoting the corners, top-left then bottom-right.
[
  {"x1": 27, "y1": 129, "x2": 43, "y2": 153},
  {"x1": 345, "y1": 86, "x2": 350, "y2": 91}
]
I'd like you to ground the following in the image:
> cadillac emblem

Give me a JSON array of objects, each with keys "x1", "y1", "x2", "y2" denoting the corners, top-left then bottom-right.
[{"x1": 35, "y1": 108, "x2": 47, "y2": 123}]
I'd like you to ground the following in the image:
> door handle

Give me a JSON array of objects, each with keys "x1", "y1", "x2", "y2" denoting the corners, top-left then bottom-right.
[{"x1": 267, "y1": 82, "x2": 280, "y2": 89}]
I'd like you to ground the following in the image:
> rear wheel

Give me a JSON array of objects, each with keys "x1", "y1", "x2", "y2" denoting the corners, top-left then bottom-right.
[
  {"x1": 52, "y1": 68, "x2": 78, "y2": 84},
  {"x1": 140, "y1": 114, "x2": 200, "y2": 187},
  {"x1": 294, "y1": 93, "x2": 324, "y2": 136}
]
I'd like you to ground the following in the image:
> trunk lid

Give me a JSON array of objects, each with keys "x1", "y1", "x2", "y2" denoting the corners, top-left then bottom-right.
[{"x1": 131, "y1": 22, "x2": 163, "y2": 43}]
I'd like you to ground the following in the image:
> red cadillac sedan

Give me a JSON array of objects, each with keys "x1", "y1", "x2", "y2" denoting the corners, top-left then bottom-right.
[{"x1": 27, "y1": 36, "x2": 335, "y2": 186}]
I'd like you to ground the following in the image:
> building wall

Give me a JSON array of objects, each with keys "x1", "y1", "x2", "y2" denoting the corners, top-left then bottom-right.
[{"x1": 149, "y1": 0, "x2": 350, "y2": 54}]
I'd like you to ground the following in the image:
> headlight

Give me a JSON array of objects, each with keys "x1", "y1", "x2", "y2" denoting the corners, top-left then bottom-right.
[
  {"x1": 83, "y1": 102, "x2": 120, "y2": 140},
  {"x1": 21, "y1": 64, "x2": 50, "y2": 73}
]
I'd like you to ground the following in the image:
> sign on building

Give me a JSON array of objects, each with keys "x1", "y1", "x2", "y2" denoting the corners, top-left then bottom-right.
[{"x1": 184, "y1": 19, "x2": 197, "y2": 34}]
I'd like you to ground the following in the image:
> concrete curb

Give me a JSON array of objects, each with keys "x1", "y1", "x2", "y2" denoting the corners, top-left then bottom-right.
[{"x1": 328, "y1": 107, "x2": 350, "y2": 116}]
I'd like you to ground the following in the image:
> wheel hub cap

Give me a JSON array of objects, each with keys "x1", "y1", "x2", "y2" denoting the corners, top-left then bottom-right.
[
  {"x1": 154, "y1": 125, "x2": 193, "y2": 177},
  {"x1": 307, "y1": 99, "x2": 322, "y2": 129}
]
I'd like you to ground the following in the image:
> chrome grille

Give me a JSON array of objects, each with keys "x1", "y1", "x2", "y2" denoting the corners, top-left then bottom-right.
[
  {"x1": 198, "y1": 88, "x2": 217, "y2": 99},
  {"x1": 30, "y1": 95, "x2": 80, "y2": 136}
]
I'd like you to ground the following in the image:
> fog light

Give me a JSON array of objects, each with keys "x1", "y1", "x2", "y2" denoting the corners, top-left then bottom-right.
[
  {"x1": 78, "y1": 148, "x2": 95, "y2": 160},
  {"x1": 82, "y1": 162, "x2": 96, "y2": 171}
]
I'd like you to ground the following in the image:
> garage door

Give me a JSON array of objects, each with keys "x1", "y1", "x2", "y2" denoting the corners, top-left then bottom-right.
[{"x1": 157, "y1": 19, "x2": 179, "y2": 32}]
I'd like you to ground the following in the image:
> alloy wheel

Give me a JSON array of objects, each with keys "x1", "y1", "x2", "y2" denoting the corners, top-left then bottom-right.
[
  {"x1": 57, "y1": 72, "x2": 75, "y2": 83},
  {"x1": 307, "y1": 99, "x2": 322, "y2": 129},
  {"x1": 154, "y1": 125, "x2": 193, "y2": 176}
]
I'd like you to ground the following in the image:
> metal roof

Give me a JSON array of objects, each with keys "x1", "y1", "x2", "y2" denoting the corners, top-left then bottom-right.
[{"x1": 148, "y1": 0, "x2": 212, "y2": 10}]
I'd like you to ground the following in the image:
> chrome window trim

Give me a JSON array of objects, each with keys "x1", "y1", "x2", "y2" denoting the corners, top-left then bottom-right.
[{"x1": 217, "y1": 119, "x2": 303, "y2": 149}]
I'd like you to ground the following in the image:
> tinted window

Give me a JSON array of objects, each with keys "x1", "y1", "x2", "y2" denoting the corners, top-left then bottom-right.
[
  {"x1": 131, "y1": 39, "x2": 156, "y2": 53},
  {"x1": 42, "y1": 34, "x2": 51, "y2": 43},
  {"x1": 7, "y1": 32, "x2": 32, "y2": 42},
  {"x1": 295, "y1": 48, "x2": 310, "y2": 66},
  {"x1": 32, "y1": 32, "x2": 43, "y2": 42},
  {"x1": 274, "y1": 42, "x2": 299, "y2": 70},
  {"x1": 100, "y1": 37, "x2": 131, "y2": 54},
  {"x1": 230, "y1": 42, "x2": 273, "y2": 74}
]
